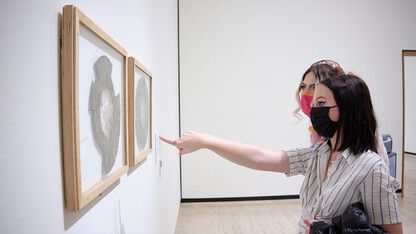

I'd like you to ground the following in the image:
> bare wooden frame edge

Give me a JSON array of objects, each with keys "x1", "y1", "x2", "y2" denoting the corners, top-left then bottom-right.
[
  {"x1": 401, "y1": 50, "x2": 416, "y2": 198},
  {"x1": 61, "y1": 5, "x2": 129, "y2": 212},
  {"x1": 127, "y1": 57, "x2": 153, "y2": 167}
]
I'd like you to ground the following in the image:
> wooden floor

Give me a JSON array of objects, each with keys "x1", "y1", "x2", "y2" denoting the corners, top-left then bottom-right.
[{"x1": 175, "y1": 154, "x2": 416, "y2": 234}]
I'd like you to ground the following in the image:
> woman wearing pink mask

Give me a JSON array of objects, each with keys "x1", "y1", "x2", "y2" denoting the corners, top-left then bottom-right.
[
  {"x1": 294, "y1": 60, "x2": 345, "y2": 146},
  {"x1": 294, "y1": 60, "x2": 388, "y2": 165}
]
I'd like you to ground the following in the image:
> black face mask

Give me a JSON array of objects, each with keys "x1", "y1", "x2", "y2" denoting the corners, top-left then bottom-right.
[{"x1": 310, "y1": 105, "x2": 338, "y2": 138}]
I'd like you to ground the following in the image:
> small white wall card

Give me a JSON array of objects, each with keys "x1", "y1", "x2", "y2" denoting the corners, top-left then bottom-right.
[
  {"x1": 61, "y1": 5, "x2": 128, "y2": 212},
  {"x1": 127, "y1": 57, "x2": 152, "y2": 167}
]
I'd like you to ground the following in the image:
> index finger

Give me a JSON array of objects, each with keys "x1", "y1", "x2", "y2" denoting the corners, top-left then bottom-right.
[{"x1": 159, "y1": 135, "x2": 175, "y2": 145}]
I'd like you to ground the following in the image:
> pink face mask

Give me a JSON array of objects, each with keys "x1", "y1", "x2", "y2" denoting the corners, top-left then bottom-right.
[{"x1": 300, "y1": 93, "x2": 314, "y2": 117}]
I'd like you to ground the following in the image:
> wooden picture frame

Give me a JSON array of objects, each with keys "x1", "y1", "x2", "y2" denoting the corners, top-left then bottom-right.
[
  {"x1": 127, "y1": 57, "x2": 153, "y2": 166},
  {"x1": 61, "y1": 5, "x2": 128, "y2": 211},
  {"x1": 401, "y1": 50, "x2": 416, "y2": 197}
]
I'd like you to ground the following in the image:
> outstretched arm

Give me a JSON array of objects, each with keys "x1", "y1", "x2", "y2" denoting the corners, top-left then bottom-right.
[{"x1": 160, "y1": 130, "x2": 290, "y2": 173}]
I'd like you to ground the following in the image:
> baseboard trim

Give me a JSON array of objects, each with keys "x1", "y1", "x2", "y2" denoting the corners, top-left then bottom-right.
[
  {"x1": 181, "y1": 189, "x2": 404, "y2": 203},
  {"x1": 181, "y1": 195, "x2": 300, "y2": 203}
]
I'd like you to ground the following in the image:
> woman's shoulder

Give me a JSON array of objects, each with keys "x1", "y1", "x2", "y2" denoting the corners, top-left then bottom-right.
[
  {"x1": 356, "y1": 150, "x2": 401, "y2": 194},
  {"x1": 355, "y1": 150, "x2": 388, "y2": 174},
  {"x1": 358, "y1": 150, "x2": 385, "y2": 164}
]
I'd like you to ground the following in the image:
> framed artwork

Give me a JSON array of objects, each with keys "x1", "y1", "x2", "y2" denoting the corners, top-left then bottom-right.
[
  {"x1": 127, "y1": 57, "x2": 152, "y2": 166},
  {"x1": 61, "y1": 5, "x2": 128, "y2": 211}
]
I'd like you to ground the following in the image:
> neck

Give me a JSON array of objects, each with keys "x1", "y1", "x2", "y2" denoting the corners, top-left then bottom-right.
[
  {"x1": 329, "y1": 133, "x2": 340, "y2": 153},
  {"x1": 329, "y1": 133, "x2": 342, "y2": 160}
]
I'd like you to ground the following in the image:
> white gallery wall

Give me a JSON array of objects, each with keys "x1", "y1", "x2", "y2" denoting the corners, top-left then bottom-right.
[
  {"x1": 0, "y1": 0, "x2": 180, "y2": 234},
  {"x1": 179, "y1": 0, "x2": 416, "y2": 198},
  {"x1": 404, "y1": 55, "x2": 416, "y2": 154}
]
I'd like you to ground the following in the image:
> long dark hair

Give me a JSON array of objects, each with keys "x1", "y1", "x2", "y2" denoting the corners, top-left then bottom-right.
[
  {"x1": 321, "y1": 74, "x2": 378, "y2": 155},
  {"x1": 294, "y1": 63, "x2": 345, "y2": 118}
]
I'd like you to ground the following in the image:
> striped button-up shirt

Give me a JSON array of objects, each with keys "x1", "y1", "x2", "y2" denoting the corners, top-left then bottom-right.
[{"x1": 285, "y1": 141, "x2": 401, "y2": 233}]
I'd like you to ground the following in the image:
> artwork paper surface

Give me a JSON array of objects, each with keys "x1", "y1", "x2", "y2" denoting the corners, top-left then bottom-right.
[
  {"x1": 78, "y1": 24, "x2": 124, "y2": 192},
  {"x1": 134, "y1": 66, "x2": 151, "y2": 155}
]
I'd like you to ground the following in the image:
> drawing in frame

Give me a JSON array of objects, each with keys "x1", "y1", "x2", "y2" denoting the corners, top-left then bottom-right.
[
  {"x1": 61, "y1": 5, "x2": 128, "y2": 212},
  {"x1": 127, "y1": 57, "x2": 152, "y2": 166}
]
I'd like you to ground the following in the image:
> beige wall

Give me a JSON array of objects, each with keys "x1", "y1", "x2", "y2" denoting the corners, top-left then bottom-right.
[
  {"x1": 179, "y1": 0, "x2": 416, "y2": 198},
  {"x1": 0, "y1": 0, "x2": 180, "y2": 233}
]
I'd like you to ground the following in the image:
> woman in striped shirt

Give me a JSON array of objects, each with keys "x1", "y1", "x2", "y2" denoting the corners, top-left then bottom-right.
[{"x1": 160, "y1": 74, "x2": 402, "y2": 233}]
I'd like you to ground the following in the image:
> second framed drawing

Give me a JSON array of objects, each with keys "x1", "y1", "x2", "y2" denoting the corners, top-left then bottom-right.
[{"x1": 128, "y1": 57, "x2": 153, "y2": 166}]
